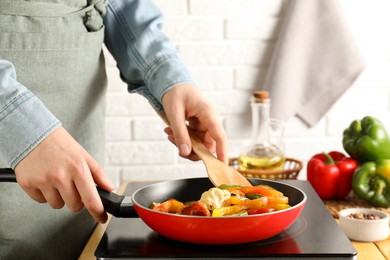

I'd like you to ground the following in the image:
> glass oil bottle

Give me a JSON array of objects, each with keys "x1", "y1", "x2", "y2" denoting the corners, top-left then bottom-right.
[{"x1": 238, "y1": 91, "x2": 285, "y2": 171}]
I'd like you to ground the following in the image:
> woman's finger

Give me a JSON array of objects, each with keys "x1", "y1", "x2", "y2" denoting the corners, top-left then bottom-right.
[
  {"x1": 57, "y1": 182, "x2": 83, "y2": 212},
  {"x1": 41, "y1": 188, "x2": 65, "y2": 209},
  {"x1": 22, "y1": 187, "x2": 47, "y2": 204},
  {"x1": 74, "y1": 162, "x2": 107, "y2": 224}
]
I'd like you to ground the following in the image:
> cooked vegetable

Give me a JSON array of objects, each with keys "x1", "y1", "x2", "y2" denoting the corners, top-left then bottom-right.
[
  {"x1": 239, "y1": 185, "x2": 284, "y2": 197},
  {"x1": 152, "y1": 184, "x2": 290, "y2": 217},
  {"x1": 212, "y1": 205, "x2": 247, "y2": 217},
  {"x1": 218, "y1": 184, "x2": 243, "y2": 190},
  {"x1": 152, "y1": 199, "x2": 185, "y2": 214},
  {"x1": 181, "y1": 202, "x2": 211, "y2": 216},
  {"x1": 229, "y1": 196, "x2": 267, "y2": 209},
  {"x1": 247, "y1": 208, "x2": 275, "y2": 215},
  {"x1": 199, "y1": 187, "x2": 231, "y2": 211}
]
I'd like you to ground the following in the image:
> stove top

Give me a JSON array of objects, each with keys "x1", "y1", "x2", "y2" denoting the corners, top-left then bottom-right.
[{"x1": 95, "y1": 180, "x2": 357, "y2": 259}]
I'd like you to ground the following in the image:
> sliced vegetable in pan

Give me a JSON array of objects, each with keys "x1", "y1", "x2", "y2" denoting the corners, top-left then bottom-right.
[{"x1": 151, "y1": 184, "x2": 290, "y2": 217}]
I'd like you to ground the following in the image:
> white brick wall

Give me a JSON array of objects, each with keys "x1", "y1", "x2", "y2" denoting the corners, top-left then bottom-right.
[{"x1": 104, "y1": 0, "x2": 390, "y2": 188}]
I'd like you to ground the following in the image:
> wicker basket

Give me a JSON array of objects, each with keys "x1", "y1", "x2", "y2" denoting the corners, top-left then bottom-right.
[{"x1": 229, "y1": 157, "x2": 303, "y2": 180}]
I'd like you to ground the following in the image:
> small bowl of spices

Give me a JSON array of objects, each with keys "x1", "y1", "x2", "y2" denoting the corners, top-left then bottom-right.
[{"x1": 338, "y1": 208, "x2": 389, "y2": 242}]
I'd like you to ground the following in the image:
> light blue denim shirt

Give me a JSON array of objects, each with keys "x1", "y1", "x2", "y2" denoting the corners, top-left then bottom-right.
[{"x1": 0, "y1": 0, "x2": 193, "y2": 168}]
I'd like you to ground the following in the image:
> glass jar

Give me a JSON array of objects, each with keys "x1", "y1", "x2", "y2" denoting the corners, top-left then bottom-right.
[{"x1": 238, "y1": 91, "x2": 285, "y2": 171}]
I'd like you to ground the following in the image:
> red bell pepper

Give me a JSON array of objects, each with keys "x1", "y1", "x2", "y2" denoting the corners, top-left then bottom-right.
[{"x1": 307, "y1": 151, "x2": 358, "y2": 200}]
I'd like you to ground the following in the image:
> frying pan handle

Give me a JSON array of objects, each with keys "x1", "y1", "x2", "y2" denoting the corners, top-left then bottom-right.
[
  {"x1": 97, "y1": 187, "x2": 138, "y2": 218},
  {"x1": 0, "y1": 168, "x2": 17, "y2": 182},
  {"x1": 0, "y1": 168, "x2": 138, "y2": 218}
]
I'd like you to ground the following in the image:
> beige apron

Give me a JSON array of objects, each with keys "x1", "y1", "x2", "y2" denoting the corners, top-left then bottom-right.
[{"x1": 0, "y1": 0, "x2": 108, "y2": 259}]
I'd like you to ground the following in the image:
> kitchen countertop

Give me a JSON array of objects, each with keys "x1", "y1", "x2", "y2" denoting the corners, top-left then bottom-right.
[{"x1": 79, "y1": 181, "x2": 390, "y2": 260}]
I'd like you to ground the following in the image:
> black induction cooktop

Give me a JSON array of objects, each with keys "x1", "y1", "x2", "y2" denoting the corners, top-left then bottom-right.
[{"x1": 95, "y1": 180, "x2": 357, "y2": 259}]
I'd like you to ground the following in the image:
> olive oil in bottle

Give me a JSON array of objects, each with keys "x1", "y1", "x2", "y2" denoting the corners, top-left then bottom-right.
[{"x1": 238, "y1": 91, "x2": 285, "y2": 171}]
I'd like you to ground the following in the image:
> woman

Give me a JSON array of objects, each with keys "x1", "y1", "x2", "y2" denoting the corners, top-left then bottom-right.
[{"x1": 0, "y1": 0, "x2": 227, "y2": 259}]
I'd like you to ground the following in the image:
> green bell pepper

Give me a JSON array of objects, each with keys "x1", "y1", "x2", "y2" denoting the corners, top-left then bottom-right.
[
  {"x1": 352, "y1": 160, "x2": 390, "y2": 208},
  {"x1": 343, "y1": 116, "x2": 390, "y2": 163}
]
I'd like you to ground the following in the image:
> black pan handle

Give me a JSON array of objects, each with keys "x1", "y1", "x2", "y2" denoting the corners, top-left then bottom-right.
[
  {"x1": 97, "y1": 186, "x2": 138, "y2": 218},
  {"x1": 0, "y1": 168, "x2": 138, "y2": 218},
  {"x1": 0, "y1": 168, "x2": 17, "y2": 182}
]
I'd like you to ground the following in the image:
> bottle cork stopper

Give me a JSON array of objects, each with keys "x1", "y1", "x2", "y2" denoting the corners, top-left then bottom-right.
[{"x1": 253, "y1": 91, "x2": 269, "y2": 102}]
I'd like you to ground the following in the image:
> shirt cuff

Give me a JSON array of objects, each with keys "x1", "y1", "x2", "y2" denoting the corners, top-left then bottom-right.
[
  {"x1": 138, "y1": 54, "x2": 195, "y2": 113},
  {"x1": 0, "y1": 90, "x2": 61, "y2": 168}
]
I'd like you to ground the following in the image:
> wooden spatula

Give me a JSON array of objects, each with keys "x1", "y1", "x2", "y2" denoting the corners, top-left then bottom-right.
[{"x1": 159, "y1": 112, "x2": 252, "y2": 187}]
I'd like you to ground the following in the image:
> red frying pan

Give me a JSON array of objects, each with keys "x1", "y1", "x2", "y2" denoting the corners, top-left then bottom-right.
[{"x1": 0, "y1": 169, "x2": 306, "y2": 244}]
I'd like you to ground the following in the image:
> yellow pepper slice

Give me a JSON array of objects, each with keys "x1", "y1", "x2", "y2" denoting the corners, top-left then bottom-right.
[
  {"x1": 212, "y1": 205, "x2": 247, "y2": 217},
  {"x1": 270, "y1": 203, "x2": 291, "y2": 211},
  {"x1": 229, "y1": 196, "x2": 268, "y2": 209}
]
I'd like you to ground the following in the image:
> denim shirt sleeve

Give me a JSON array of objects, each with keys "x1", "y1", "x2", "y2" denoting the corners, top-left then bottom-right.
[
  {"x1": 0, "y1": 60, "x2": 61, "y2": 168},
  {"x1": 103, "y1": 0, "x2": 194, "y2": 113}
]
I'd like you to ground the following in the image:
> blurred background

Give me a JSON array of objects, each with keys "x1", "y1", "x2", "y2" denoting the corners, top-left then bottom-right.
[{"x1": 103, "y1": 0, "x2": 390, "y2": 187}]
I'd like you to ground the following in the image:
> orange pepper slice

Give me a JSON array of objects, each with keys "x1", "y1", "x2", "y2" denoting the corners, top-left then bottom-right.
[
  {"x1": 152, "y1": 199, "x2": 185, "y2": 214},
  {"x1": 239, "y1": 185, "x2": 284, "y2": 197},
  {"x1": 267, "y1": 196, "x2": 289, "y2": 205},
  {"x1": 230, "y1": 196, "x2": 268, "y2": 209}
]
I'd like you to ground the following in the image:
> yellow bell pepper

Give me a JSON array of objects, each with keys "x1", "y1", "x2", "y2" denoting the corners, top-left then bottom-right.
[{"x1": 212, "y1": 205, "x2": 247, "y2": 217}]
